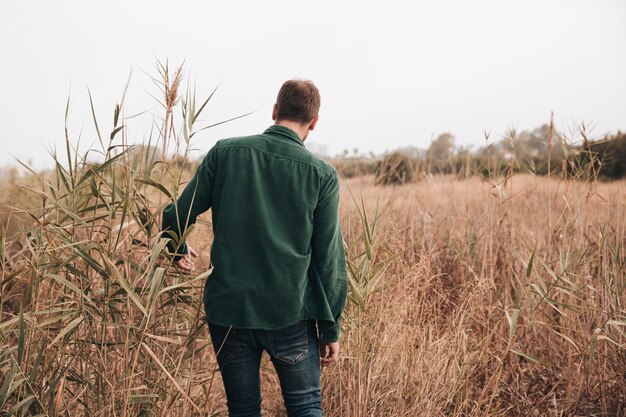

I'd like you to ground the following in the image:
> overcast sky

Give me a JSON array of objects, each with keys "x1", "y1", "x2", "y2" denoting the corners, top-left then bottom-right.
[{"x1": 1, "y1": 0, "x2": 625, "y2": 167}]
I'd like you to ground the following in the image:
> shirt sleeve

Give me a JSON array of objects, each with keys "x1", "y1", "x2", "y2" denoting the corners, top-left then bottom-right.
[
  {"x1": 312, "y1": 171, "x2": 348, "y2": 342},
  {"x1": 161, "y1": 144, "x2": 218, "y2": 260}
]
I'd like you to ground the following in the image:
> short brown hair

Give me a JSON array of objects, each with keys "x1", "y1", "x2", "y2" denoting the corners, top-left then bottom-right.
[{"x1": 275, "y1": 80, "x2": 321, "y2": 124}]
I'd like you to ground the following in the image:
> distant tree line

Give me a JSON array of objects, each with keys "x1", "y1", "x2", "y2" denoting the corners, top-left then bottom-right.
[{"x1": 332, "y1": 125, "x2": 626, "y2": 183}]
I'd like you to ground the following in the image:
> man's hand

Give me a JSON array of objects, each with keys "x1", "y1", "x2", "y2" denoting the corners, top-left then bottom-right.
[
  {"x1": 320, "y1": 341, "x2": 339, "y2": 368},
  {"x1": 174, "y1": 246, "x2": 198, "y2": 273}
]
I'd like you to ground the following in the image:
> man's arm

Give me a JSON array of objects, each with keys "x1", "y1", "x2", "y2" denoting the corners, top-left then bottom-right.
[
  {"x1": 312, "y1": 171, "x2": 348, "y2": 345},
  {"x1": 161, "y1": 145, "x2": 217, "y2": 265}
]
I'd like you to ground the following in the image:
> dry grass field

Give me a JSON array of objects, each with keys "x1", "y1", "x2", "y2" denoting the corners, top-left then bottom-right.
[
  {"x1": 325, "y1": 174, "x2": 625, "y2": 416},
  {"x1": 0, "y1": 67, "x2": 624, "y2": 416},
  {"x1": 1, "y1": 166, "x2": 624, "y2": 416}
]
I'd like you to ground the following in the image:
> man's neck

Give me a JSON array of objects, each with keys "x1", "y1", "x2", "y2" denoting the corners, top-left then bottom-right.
[{"x1": 275, "y1": 120, "x2": 308, "y2": 142}]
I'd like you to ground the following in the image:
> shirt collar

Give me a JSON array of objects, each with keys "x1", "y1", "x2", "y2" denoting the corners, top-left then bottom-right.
[{"x1": 264, "y1": 125, "x2": 305, "y2": 147}]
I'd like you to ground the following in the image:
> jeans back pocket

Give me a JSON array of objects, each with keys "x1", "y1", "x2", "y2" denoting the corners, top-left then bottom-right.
[{"x1": 267, "y1": 320, "x2": 310, "y2": 365}]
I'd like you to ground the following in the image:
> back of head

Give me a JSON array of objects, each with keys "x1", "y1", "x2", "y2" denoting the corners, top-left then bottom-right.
[{"x1": 275, "y1": 80, "x2": 321, "y2": 124}]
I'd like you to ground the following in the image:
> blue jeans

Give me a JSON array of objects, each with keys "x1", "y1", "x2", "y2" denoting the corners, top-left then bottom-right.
[{"x1": 208, "y1": 320, "x2": 322, "y2": 417}]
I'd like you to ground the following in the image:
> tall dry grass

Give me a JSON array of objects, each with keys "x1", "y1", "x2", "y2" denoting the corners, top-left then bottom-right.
[
  {"x1": 1, "y1": 65, "x2": 624, "y2": 416},
  {"x1": 323, "y1": 174, "x2": 625, "y2": 416}
]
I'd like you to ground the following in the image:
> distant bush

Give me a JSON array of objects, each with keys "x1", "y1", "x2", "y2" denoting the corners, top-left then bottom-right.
[
  {"x1": 575, "y1": 133, "x2": 626, "y2": 180},
  {"x1": 333, "y1": 158, "x2": 379, "y2": 179},
  {"x1": 375, "y1": 152, "x2": 415, "y2": 185}
]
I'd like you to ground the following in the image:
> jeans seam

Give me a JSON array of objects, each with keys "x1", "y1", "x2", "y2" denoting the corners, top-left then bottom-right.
[
  {"x1": 251, "y1": 328, "x2": 259, "y2": 349},
  {"x1": 213, "y1": 325, "x2": 242, "y2": 363}
]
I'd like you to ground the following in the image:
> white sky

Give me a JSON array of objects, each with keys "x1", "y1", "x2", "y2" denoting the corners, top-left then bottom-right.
[{"x1": 1, "y1": 0, "x2": 625, "y2": 167}]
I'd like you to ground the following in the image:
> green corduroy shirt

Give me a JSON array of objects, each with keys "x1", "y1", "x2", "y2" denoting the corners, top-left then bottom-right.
[{"x1": 162, "y1": 125, "x2": 348, "y2": 342}]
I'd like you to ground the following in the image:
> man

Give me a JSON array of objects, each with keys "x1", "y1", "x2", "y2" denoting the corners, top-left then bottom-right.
[{"x1": 162, "y1": 80, "x2": 348, "y2": 417}]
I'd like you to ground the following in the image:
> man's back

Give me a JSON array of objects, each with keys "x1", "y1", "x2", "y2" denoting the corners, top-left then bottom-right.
[
  {"x1": 162, "y1": 124, "x2": 346, "y2": 340},
  {"x1": 204, "y1": 125, "x2": 344, "y2": 334}
]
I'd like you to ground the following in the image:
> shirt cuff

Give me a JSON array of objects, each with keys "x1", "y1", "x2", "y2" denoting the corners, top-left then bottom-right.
[
  {"x1": 167, "y1": 240, "x2": 188, "y2": 262},
  {"x1": 318, "y1": 320, "x2": 340, "y2": 342}
]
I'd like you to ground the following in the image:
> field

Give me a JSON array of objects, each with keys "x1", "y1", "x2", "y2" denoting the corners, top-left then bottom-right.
[
  {"x1": 1, "y1": 164, "x2": 624, "y2": 416},
  {"x1": 0, "y1": 69, "x2": 624, "y2": 416},
  {"x1": 327, "y1": 174, "x2": 625, "y2": 416}
]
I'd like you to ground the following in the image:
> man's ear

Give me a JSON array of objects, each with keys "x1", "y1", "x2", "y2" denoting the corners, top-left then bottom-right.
[
  {"x1": 272, "y1": 104, "x2": 278, "y2": 121},
  {"x1": 308, "y1": 115, "x2": 319, "y2": 131}
]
